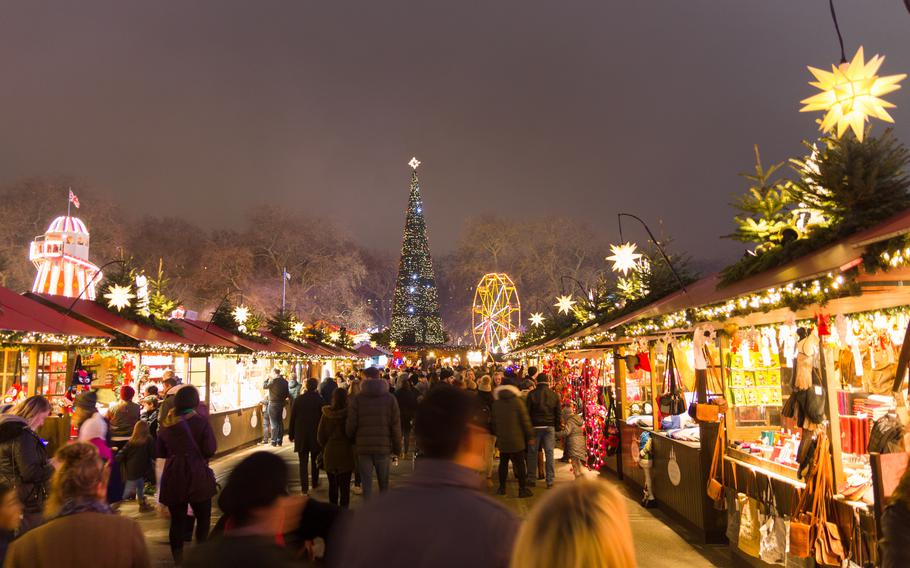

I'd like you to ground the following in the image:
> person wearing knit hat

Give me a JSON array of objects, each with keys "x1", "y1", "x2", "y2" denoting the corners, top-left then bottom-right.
[
  {"x1": 109, "y1": 385, "x2": 141, "y2": 442},
  {"x1": 74, "y1": 391, "x2": 112, "y2": 463}
]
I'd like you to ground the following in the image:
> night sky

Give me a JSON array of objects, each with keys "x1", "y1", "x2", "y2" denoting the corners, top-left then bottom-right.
[{"x1": 1, "y1": 2, "x2": 908, "y2": 264}]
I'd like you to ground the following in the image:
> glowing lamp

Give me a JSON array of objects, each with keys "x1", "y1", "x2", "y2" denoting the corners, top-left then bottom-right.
[
  {"x1": 232, "y1": 305, "x2": 250, "y2": 325},
  {"x1": 800, "y1": 46, "x2": 906, "y2": 142},
  {"x1": 104, "y1": 284, "x2": 134, "y2": 311},
  {"x1": 607, "y1": 242, "x2": 643, "y2": 275}
]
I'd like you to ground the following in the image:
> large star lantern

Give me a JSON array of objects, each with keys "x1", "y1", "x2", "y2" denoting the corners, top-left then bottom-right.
[
  {"x1": 104, "y1": 284, "x2": 134, "y2": 311},
  {"x1": 291, "y1": 321, "x2": 305, "y2": 336},
  {"x1": 607, "y1": 242, "x2": 643, "y2": 275},
  {"x1": 232, "y1": 305, "x2": 250, "y2": 325},
  {"x1": 800, "y1": 46, "x2": 906, "y2": 142},
  {"x1": 529, "y1": 312, "x2": 545, "y2": 327},
  {"x1": 554, "y1": 295, "x2": 576, "y2": 315}
]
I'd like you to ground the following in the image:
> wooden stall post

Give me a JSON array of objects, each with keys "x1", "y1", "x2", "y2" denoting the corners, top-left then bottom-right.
[
  {"x1": 26, "y1": 347, "x2": 38, "y2": 397},
  {"x1": 650, "y1": 342, "x2": 660, "y2": 431},
  {"x1": 820, "y1": 339, "x2": 846, "y2": 489}
]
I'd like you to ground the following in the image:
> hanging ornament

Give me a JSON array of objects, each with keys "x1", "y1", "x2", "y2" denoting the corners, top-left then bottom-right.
[
  {"x1": 529, "y1": 312, "x2": 545, "y2": 327},
  {"x1": 606, "y1": 242, "x2": 643, "y2": 275},
  {"x1": 291, "y1": 321, "x2": 305, "y2": 336},
  {"x1": 232, "y1": 305, "x2": 250, "y2": 325},
  {"x1": 329, "y1": 331, "x2": 341, "y2": 343},
  {"x1": 554, "y1": 295, "x2": 576, "y2": 315},
  {"x1": 800, "y1": 46, "x2": 906, "y2": 142},
  {"x1": 104, "y1": 284, "x2": 134, "y2": 311}
]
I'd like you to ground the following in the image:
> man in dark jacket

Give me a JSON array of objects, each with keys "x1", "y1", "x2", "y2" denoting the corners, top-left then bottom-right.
[
  {"x1": 332, "y1": 386, "x2": 519, "y2": 568},
  {"x1": 264, "y1": 369, "x2": 290, "y2": 446},
  {"x1": 525, "y1": 373, "x2": 561, "y2": 488},
  {"x1": 345, "y1": 367, "x2": 401, "y2": 499},
  {"x1": 289, "y1": 378, "x2": 325, "y2": 493},
  {"x1": 319, "y1": 375, "x2": 338, "y2": 405},
  {"x1": 491, "y1": 385, "x2": 533, "y2": 498},
  {"x1": 0, "y1": 413, "x2": 54, "y2": 532}
]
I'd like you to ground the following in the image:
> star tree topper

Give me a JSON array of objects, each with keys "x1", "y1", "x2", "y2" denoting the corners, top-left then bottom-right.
[
  {"x1": 800, "y1": 46, "x2": 906, "y2": 142},
  {"x1": 408, "y1": 157, "x2": 421, "y2": 170},
  {"x1": 554, "y1": 295, "x2": 576, "y2": 315},
  {"x1": 607, "y1": 242, "x2": 643, "y2": 275}
]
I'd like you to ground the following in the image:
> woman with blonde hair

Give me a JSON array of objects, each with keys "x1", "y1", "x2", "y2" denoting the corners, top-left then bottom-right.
[
  {"x1": 510, "y1": 479, "x2": 637, "y2": 568},
  {"x1": 5, "y1": 442, "x2": 149, "y2": 567},
  {"x1": 0, "y1": 395, "x2": 53, "y2": 531}
]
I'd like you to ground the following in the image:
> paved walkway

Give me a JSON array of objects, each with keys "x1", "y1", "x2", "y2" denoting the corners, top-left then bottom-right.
[{"x1": 123, "y1": 441, "x2": 733, "y2": 567}]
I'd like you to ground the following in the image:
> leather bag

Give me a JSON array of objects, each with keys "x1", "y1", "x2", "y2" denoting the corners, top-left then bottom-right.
[
  {"x1": 658, "y1": 344, "x2": 686, "y2": 416},
  {"x1": 706, "y1": 424, "x2": 725, "y2": 503},
  {"x1": 814, "y1": 452, "x2": 844, "y2": 567}
]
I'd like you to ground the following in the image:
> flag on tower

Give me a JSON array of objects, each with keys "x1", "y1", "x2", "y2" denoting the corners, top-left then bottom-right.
[{"x1": 68, "y1": 189, "x2": 80, "y2": 209}]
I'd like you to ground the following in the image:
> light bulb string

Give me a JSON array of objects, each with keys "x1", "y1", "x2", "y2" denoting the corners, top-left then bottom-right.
[{"x1": 828, "y1": 0, "x2": 847, "y2": 64}]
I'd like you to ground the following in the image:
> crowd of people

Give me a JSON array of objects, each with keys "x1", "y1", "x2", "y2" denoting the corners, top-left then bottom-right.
[{"x1": 1, "y1": 362, "x2": 909, "y2": 567}]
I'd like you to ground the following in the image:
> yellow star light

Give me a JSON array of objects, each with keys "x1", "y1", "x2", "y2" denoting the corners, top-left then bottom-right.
[
  {"x1": 329, "y1": 331, "x2": 341, "y2": 342},
  {"x1": 607, "y1": 242, "x2": 643, "y2": 275},
  {"x1": 554, "y1": 295, "x2": 576, "y2": 315},
  {"x1": 529, "y1": 312, "x2": 545, "y2": 327},
  {"x1": 800, "y1": 46, "x2": 906, "y2": 142},
  {"x1": 232, "y1": 305, "x2": 250, "y2": 325},
  {"x1": 408, "y1": 157, "x2": 421, "y2": 170},
  {"x1": 291, "y1": 322, "x2": 305, "y2": 335},
  {"x1": 104, "y1": 284, "x2": 134, "y2": 311}
]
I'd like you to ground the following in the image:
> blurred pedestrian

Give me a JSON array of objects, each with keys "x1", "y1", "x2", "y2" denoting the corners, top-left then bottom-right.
[
  {"x1": 317, "y1": 388, "x2": 355, "y2": 508},
  {"x1": 510, "y1": 479, "x2": 636, "y2": 568},
  {"x1": 557, "y1": 405, "x2": 587, "y2": 479},
  {"x1": 264, "y1": 369, "x2": 290, "y2": 447},
  {"x1": 288, "y1": 372, "x2": 301, "y2": 401},
  {"x1": 882, "y1": 460, "x2": 910, "y2": 568},
  {"x1": 158, "y1": 373, "x2": 179, "y2": 419},
  {"x1": 491, "y1": 385, "x2": 533, "y2": 498},
  {"x1": 289, "y1": 378, "x2": 325, "y2": 493},
  {"x1": 394, "y1": 378, "x2": 419, "y2": 458},
  {"x1": 116, "y1": 421, "x2": 155, "y2": 513},
  {"x1": 346, "y1": 367, "x2": 401, "y2": 499},
  {"x1": 157, "y1": 386, "x2": 217, "y2": 564},
  {"x1": 476, "y1": 376, "x2": 496, "y2": 486},
  {"x1": 140, "y1": 396, "x2": 159, "y2": 439},
  {"x1": 0, "y1": 480, "x2": 22, "y2": 564},
  {"x1": 319, "y1": 375, "x2": 338, "y2": 404},
  {"x1": 109, "y1": 385, "x2": 141, "y2": 445},
  {"x1": 5, "y1": 442, "x2": 151, "y2": 568},
  {"x1": 0, "y1": 396, "x2": 53, "y2": 532}
]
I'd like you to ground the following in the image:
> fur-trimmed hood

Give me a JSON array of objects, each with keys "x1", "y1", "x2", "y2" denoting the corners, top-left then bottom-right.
[{"x1": 493, "y1": 384, "x2": 520, "y2": 400}]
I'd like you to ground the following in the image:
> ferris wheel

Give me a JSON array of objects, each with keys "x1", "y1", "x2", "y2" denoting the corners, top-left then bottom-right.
[{"x1": 472, "y1": 273, "x2": 521, "y2": 353}]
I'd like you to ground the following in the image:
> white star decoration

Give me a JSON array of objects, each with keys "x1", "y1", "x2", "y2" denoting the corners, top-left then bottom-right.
[
  {"x1": 554, "y1": 295, "x2": 576, "y2": 315},
  {"x1": 607, "y1": 242, "x2": 643, "y2": 275},
  {"x1": 232, "y1": 305, "x2": 250, "y2": 325},
  {"x1": 291, "y1": 322, "x2": 305, "y2": 335},
  {"x1": 800, "y1": 46, "x2": 906, "y2": 142},
  {"x1": 104, "y1": 284, "x2": 134, "y2": 311},
  {"x1": 329, "y1": 331, "x2": 341, "y2": 342},
  {"x1": 408, "y1": 157, "x2": 421, "y2": 170},
  {"x1": 529, "y1": 312, "x2": 545, "y2": 327}
]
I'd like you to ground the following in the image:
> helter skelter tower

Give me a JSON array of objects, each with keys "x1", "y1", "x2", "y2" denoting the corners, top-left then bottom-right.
[
  {"x1": 389, "y1": 157, "x2": 446, "y2": 346},
  {"x1": 29, "y1": 215, "x2": 102, "y2": 300}
]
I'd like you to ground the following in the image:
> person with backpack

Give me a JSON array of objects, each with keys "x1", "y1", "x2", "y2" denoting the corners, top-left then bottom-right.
[
  {"x1": 117, "y1": 421, "x2": 156, "y2": 513},
  {"x1": 525, "y1": 374, "x2": 561, "y2": 488}
]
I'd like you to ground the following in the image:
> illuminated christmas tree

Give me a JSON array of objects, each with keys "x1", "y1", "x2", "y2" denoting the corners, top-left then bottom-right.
[{"x1": 389, "y1": 158, "x2": 445, "y2": 345}]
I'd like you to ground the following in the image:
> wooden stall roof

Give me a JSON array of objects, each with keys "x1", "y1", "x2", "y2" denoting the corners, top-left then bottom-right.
[
  {"x1": 0, "y1": 288, "x2": 112, "y2": 339},
  {"x1": 181, "y1": 320, "x2": 294, "y2": 354},
  {"x1": 29, "y1": 293, "x2": 237, "y2": 349}
]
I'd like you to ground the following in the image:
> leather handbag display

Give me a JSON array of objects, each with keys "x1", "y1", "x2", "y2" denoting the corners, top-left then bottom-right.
[
  {"x1": 706, "y1": 424, "x2": 725, "y2": 503},
  {"x1": 658, "y1": 344, "x2": 686, "y2": 416},
  {"x1": 814, "y1": 453, "x2": 844, "y2": 567},
  {"x1": 789, "y1": 434, "x2": 828, "y2": 558}
]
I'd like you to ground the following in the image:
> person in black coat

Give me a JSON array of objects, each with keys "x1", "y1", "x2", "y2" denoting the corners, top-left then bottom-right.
[
  {"x1": 0, "y1": 396, "x2": 54, "y2": 533},
  {"x1": 393, "y1": 379, "x2": 420, "y2": 457},
  {"x1": 263, "y1": 369, "x2": 290, "y2": 446},
  {"x1": 289, "y1": 378, "x2": 325, "y2": 493},
  {"x1": 882, "y1": 463, "x2": 910, "y2": 568}
]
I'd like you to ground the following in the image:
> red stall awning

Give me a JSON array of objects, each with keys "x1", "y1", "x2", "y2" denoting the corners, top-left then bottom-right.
[{"x1": 0, "y1": 288, "x2": 112, "y2": 345}]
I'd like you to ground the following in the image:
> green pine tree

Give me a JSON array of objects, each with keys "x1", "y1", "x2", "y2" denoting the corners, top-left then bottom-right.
[
  {"x1": 389, "y1": 162, "x2": 445, "y2": 345},
  {"x1": 728, "y1": 145, "x2": 795, "y2": 245}
]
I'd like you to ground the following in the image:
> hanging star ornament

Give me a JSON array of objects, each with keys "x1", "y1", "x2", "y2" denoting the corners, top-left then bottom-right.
[
  {"x1": 104, "y1": 284, "x2": 134, "y2": 311},
  {"x1": 232, "y1": 305, "x2": 250, "y2": 325},
  {"x1": 529, "y1": 312, "x2": 545, "y2": 327},
  {"x1": 800, "y1": 46, "x2": 906, "y2": 142},
  {"x1": 554, "y1": 295, "x2": 576, "y2": 315},
  {"x1": 291, "y1": 321, "x2": 305, "y2": 335},
  {"x1": 607, "y1": 242, "x2": 643, "y2": 275},
  {"x1": 408, "y1": 156, "x2": 421, "y2": 170}
]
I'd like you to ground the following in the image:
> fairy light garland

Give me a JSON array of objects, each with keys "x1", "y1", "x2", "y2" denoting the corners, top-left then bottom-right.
[
  {"x1": 138, "y1": 340, "x2": 236, "y2": 355},
  {"x1": 0, "y1": 331, "x2": 110, "y2": 348}
]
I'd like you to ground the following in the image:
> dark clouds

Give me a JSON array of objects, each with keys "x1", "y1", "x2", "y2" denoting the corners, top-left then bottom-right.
[{"x1": 0, "y1": 1, "x2": 907, "y2": 264}]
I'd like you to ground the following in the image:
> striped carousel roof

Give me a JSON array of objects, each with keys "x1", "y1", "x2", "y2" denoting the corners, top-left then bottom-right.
[{"x1": 46, "y1": 216, "x2": 89, "y2": 235}]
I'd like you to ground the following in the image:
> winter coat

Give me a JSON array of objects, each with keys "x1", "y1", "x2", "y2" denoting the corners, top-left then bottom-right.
[
  {"x1": 184, "y1": 535, "x2": 299, "y2": 568},
  {"x1": 288, "y1": 380, "x2": 301, "y2": 400},
  {"x1": 317, "y1": 406, "x2": 355, "y2": 474},
  {"x1": 557, "y1": 413, "x2": 587, "y2": 461},
  {"x1": 289, "y1": 390, "x2": 324, "y2": 452},
  {"x1": 333, "y1": 459, "x2": 519, "y2": 568},
  {"x1": 117, "y1": 438, "x2": 156, "y2": 481},
  {"x1": 108, "y1": 400, "x2": 142, "y2": 438},
  {"x1": 0, "y1": 415, "x2": 53, "y2": 515},
  {"x1": 491, "y1": 386, "x2": 533, "y2": 453},
  {"x1": 140, "y1": 408, "x2": 159, "y2": 439},
  {"x1": 346, "y1": 379, "x2": 402, "y2": 456},
  {"x1": 882, "y1": 500, "x2": 910, "y2": 568},
  {"x1": 156, "y1": 412, "x2": 217, "y2": 507},
  {"x1": 394, "y1": 386, "x2": 420, "y2": 422},
  {"x1": 526, "y1": 383, "x2": 562, "y2": 429},
  {"x1": 5, "y1": 511, "x2": 150, "y2": 568},
  {"x1": 476, "y1": 390, "x2": 494, "y2": 433},
  {"x1": 319, "y1": 378, "x2": 338, "y2": 405},
  {"x1": 264, "y1": 377, "x2": 290, "y2": 404}
]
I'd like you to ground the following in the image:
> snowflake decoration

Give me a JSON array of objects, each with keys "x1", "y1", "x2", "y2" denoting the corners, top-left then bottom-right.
[
  {"x1": 104, "y1": 284, "x2": 134, "y2": 311},
  {"x1": 800, "y1": 46, "x2": 906, "y2": 142},
  {"x1": 607, "y1": 242, "x2": 643, "y2": 275}
]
